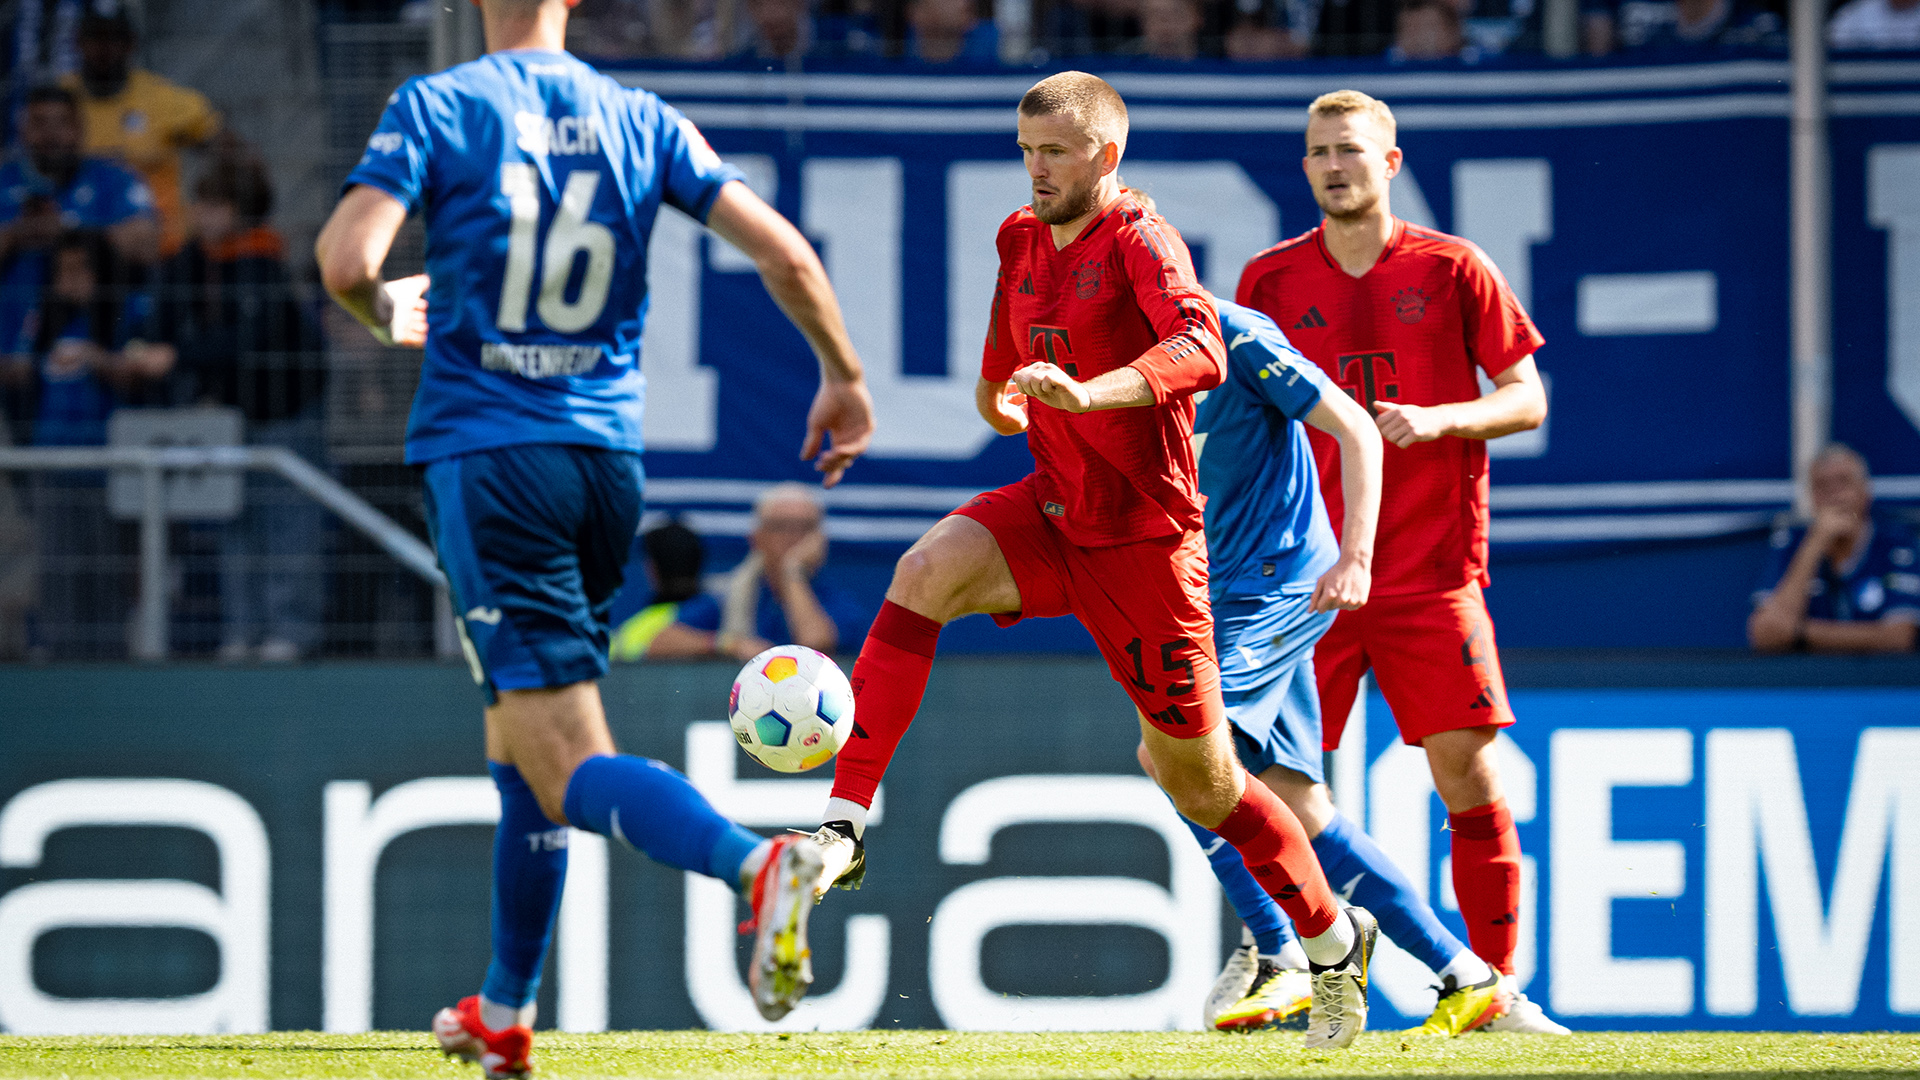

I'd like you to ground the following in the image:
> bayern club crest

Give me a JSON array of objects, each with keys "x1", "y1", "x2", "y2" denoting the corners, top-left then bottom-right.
[
  {"x1": 1392, "y1": 287, "x2": 1428, "y2": 324},
  {"x1": 1073, "y1": 259, "x2": 1105, "y2": 299}
]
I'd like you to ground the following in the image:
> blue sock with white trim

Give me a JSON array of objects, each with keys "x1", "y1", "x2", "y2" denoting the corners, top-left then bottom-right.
[
  {"x1": 562, "y1": 753, "x2": 764, "y2": 887},
  {"x1": 1181, "y1": 810, "x2": 1295, "y2": 956},
  {"x1": 1311, "y1": 811, "x2": 1472, "y2": 976},
  {"x1": 481, "y1": 762, "x2": 567, "y2": 1012}
]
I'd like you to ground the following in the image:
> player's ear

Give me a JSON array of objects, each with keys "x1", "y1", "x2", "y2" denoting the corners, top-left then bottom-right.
[
  {"x1": 1099, "y1": 140, "x2": 1121, "y2": 176},
  {"x1": 1384, "y1": 145, "x2": 1404, "y2": 177}
]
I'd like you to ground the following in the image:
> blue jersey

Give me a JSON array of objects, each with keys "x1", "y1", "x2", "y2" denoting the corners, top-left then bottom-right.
[
  {"x1": 0, "y1": 155, "x2": 153, "y2": 352},
  {"x1": 345, "y1": 50, "x2": 744, "y2": 465},
  {"x1": 1754, "y1": 514, "x2": 1920, "y2": 625},
  {"x1": 1195, "y1": 301, "x2": 1342, "y2": 601}
]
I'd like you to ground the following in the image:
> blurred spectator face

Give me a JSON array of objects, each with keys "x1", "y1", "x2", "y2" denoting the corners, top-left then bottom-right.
[
  {"x1": 751, "y1": 490, "x2": 825, "y2": 568},
  {"x1": 747, "y1": 0, "x2": 810, "y2": 55},
  {"x1": 1140, "y1": 0, "x2": 1204, "y2": 57},
  {"x1": 1809, "y1": 450, "x2": 1872, "y2": 522},
  {"x1": 191, "y1": 198, "x2": 240, "y2": 246},
  {"x1": 1226, "y1": 19, "x2": 1308, "y2": 59},
  {"x1": 21, "y1": 100, "x2": 83, "y2": 179},
  {"x1": 50, "y1": 244, "x2": 97, "y2": 305},
  {"x1": 1395, "y1": 0, "x2": 1465, "y2": 57},
  {"x1": 909, "y1": 0, "x2": 980, "y2": 61},
  {"x1": 78, "y1": 24, "x2": 136, "y2": 92},
  {"x1": 1020, "y1": 112, "x2": 1112, "y2": 226},
  {"x1": 1303, "y1": 110, "x2": 1398, "y2": 221}
]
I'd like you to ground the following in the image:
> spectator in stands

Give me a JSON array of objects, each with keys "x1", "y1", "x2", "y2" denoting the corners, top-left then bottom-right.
[
  {"x1": 63, "y1": 5, "x2": 222, "y2": 259},
  {"x1": 1829, "y1": 0, "x2": 1920, "y2": 49},
  {"x1": 656, "y1": 483, "x2": 867, "y2": 660},
  {"x1": 0, "y1": 85, "x2": 159, "y2": 363},
  {"x1": 609, "y1": 520, "x2": 711, "y2": 661},
  {"x1": 1389, "y1": 0, "x2": 1468, "y2": 57},
  {"x1": 1223, "y1": 0, "x2": 1313, "y2": 60},
  {"x1": 1749, "y1": 445, "x2": 1919, "y2": 655},
  {"x1": 1040, "y1": 0, "x2": 1143, "y2": 57},
  {"x1": 1134, "y1": 0, "x2": 1208, "y2": 57},
  {"x1": 25, "y1": 229, "x2": 172, "y2": 659},
  {"x1": 737, "y1": 0, "x2": 821, "y2": 59},
  {"x1": 150, "y1": 152, "x2": 326, "y2": 663},
  {"x1": 906, "y1": 0, "x2": 1000, "y2": 61},
  {"x1": 1581, "y1": 0, "x2": 1785, "y2": 52}
]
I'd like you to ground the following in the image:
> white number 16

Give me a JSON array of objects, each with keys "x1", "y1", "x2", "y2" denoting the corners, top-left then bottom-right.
[{"x1": 497, "y1": 164, "x2": 615, "y2": 334}]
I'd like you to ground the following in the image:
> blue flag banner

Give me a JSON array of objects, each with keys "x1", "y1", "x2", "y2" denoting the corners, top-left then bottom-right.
[{"x1": 594, "y1": 57, "x2": 1920, "y2": 648}]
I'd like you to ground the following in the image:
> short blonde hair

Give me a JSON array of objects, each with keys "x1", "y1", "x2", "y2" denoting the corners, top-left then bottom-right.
[
  {"x1": 755, "y1": 481, "x2": 823, "y2": 520},
  {"x1": 1019, "y1": 71, "x2": 1129, "y2": 158},
  {"x1": 1307, "y1": 89, "x2": 1397, "y2": 146}
]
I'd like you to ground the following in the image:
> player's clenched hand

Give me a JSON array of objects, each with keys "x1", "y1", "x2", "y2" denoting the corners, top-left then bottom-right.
[
  {"x1": 1310, "y1": 553, "x2": 1371, "y2": 613},
  {"x1": 1373, "y1": 401, "x2": 1449, "y2": 448},
  {"x1": 1012, "y1": 362, "x2": 1093, "y2": 414},
  {"x1": 803, "y1": 378, "x2": 875, "y2": 488},
  {"x1": 376, "y1": 274, "x2": 429, "y2": 348},
  {"x1": 980, "y1": 380, "x2": 1029, "y2": 435}
]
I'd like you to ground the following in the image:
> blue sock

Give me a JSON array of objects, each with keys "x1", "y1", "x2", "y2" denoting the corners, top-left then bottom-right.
[
  {"x1": 1181, "y1": 811, "x2": 1295, "y2": 956},
  {"x1": 481, "y1": 763, "x2": 567, "y2": 1009},
  {"x1": 562, "y1": 754, "x2": 765, "y2": 887},
  {"x1": 1311, "y1": 811, "x2": 1471, "y2": 975}
]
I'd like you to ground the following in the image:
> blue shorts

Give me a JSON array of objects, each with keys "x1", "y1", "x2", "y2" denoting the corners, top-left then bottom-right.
[
  {"x1": 1214, "y1": 591, "x2": 1337, "y2": 785},
  {"x1": 423, "y1": 444, "x2": 644, "y2": 701}
]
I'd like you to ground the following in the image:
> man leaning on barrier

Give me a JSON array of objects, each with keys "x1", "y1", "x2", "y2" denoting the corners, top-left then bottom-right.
[{"x1": 1749, "y1": 444, "x2": 1920, "y2": 655}]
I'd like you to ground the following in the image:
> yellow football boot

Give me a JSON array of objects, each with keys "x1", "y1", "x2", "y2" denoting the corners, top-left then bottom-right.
[
  {"x1": 1408, "y1": 972, "x2": 1507, "y2": 1037},
  {"x1": 1214, "y1": 959, "x2": 1312, "y2": 1032}
]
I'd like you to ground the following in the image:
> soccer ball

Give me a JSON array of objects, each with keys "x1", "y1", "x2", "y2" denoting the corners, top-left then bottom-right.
[{"x1": 727, "y1": 645, "x2": 855, "y2": 773}]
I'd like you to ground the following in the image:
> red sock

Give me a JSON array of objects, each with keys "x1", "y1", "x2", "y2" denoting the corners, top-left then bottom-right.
[
  {"x1": 828, "y1": 600, "x2": 942, "y2": 809},
  {"x1": 1211, "y1": 774, "x2": 1340, "y2": 938},
  {"x1": 1450, "y1": 798, "x2": 1522, "y2": 975}
]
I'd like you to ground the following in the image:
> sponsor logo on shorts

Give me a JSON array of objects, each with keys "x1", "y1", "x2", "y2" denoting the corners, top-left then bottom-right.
[{"x1": 465, "y1": 606, "x2": 503, "y2": 626}]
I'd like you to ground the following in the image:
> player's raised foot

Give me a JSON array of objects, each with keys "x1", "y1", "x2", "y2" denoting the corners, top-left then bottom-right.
[
  {"x1": 433, "y1": 996, "x2": 532, "y2": 1079},
  {"x1": 745, "y1": 834, "x2": 828, "y2": 1021},
  {"x1": 1203, "y1": 929, "x2": 1260, "y2": 1030},
  {"x1": 804, "y1": 820, "x2": 865, "y2": 897},
  {"x1": 1215, "y1": 958, "x2": 1312, "y2": 1032},
  {"x1": 1303, "y1": 906, "x2": 1377, "y2": 1051},
  {"x1": 1407, "y1": 971, "x2": 1507, "y2": 1037},
  {"x1": 1481, "y1": 977, "x2": 1571, "y2": 1035}
]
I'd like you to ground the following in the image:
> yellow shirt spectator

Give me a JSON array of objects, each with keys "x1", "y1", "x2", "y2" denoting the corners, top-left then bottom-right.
[{"x1": 61, "y1": 68, "x2": 219, "y2": 257}]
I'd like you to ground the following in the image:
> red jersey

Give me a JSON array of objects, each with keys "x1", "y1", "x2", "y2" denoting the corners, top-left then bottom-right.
[
  {"x1": 1237, "y1": 219, "x2": 1543, "y2": 596},
  {"x1": 982, "y1": 192, "x2": 1225, "y2": 548}
]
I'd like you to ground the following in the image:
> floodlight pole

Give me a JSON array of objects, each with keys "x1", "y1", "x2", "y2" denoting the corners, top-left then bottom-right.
[{"x1": 1789, "y1": 0, "x2": 1832, "y2": 516}]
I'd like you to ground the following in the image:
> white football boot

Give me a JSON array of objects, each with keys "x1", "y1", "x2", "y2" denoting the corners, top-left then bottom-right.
[
  {"x1": 805, "y1": 820, "x2": 865, "y2": 897},
  {"x1": 1303, "y1": 906, "x2": 1377, "y2": 1051},
  {"x1": 1203, "y1": 928, "x2": 1260, "y2": 1030},
  {"x1": 1482, "y1": 976, "x2": 1571, "y2": 1034},
  {"x1": 745, "y1": 835, "x2": 829, "y2": 1021}
]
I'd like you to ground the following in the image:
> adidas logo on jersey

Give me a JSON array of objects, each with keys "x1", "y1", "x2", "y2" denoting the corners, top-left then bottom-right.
[
  {"x1": 1294, "y1": 306, "x2": 1328, "y2": 329},
  {"x1": 1018, "y1": 274, "x2": 1035, "y2": 295}
]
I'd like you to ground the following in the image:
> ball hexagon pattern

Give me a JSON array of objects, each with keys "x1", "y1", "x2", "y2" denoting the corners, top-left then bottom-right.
[{"x1": 727, "y1": 644, "x2": 856, "y2": 773}]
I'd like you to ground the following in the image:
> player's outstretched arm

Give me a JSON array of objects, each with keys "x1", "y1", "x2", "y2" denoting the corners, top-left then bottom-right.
[
  {"x1": 1304, "y1": 387, "x2": 1382, "y2": 612},
  {"x1": 315, "y1": 184, "x2": 427, "y2": 347},
  {"x1": 706, "y1": 181, "x2": 873, "y2": 486},
  {"x1": 1374, "y1": 356, "x2": 1546, "y2": 448},
  {"x1": 1011, "y1": 362, "x2": 1152, "y2": 414}
]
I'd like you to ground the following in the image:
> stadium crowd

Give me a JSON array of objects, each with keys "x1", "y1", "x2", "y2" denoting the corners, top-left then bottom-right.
[{"x1": 347, "y1": 0, "x2": 1920, "y2": 64}]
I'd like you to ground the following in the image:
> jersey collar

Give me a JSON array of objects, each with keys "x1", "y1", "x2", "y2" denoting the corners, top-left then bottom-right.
[{"x1": 1311, "y1": 216, "x2": 1407, "y2": 277}]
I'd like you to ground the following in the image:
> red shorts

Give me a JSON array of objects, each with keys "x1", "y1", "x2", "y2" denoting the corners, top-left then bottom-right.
[
  {"x1": 954, "y1": 477, "x2": 1224, "y2": 738},
  {"x1": 1316, "y1": 580, "x2": 1516, "y2": 750}
]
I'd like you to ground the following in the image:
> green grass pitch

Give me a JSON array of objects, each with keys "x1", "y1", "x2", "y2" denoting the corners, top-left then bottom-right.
[{"x1": 0, "y1": 1031, "x2": 1914, "y2": 1079}]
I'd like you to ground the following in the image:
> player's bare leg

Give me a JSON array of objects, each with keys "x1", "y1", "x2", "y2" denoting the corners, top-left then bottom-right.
[
  {"x1": 485, "y1": 683, "x2": 618, "y2": 823},
  {"x1": 1422, "y1": 725, "x2": 1565, "y2": 1033},
  {"x1": 810, "y1": 515, "x2": 1022, "y2": 888}
]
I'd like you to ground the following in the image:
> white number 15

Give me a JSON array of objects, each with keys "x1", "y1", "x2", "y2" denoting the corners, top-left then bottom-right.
[{"x1": 497, "y1": 164, "x2": 615, "y2": 334}]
